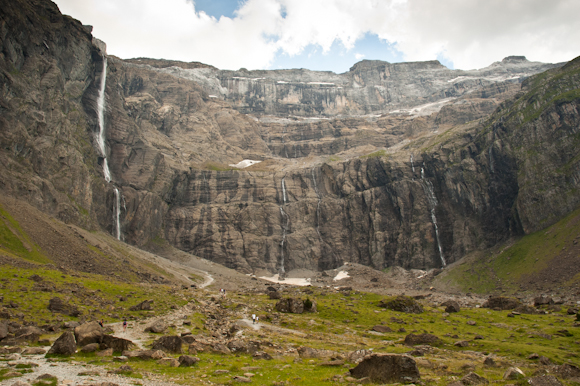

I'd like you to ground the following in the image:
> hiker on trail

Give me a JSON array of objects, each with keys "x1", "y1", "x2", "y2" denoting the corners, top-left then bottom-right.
[
  {"x1": 123, "y1": 320, "x2": 127, "y2": 332},
  {"x1": 98, "y1": 320, "x2": 104, "y2": 328},
  {"x1": 256, "y1": 316, "x2": 259, "y2": 324},
  {"x1": 252, "y1": 314, "x2": 256, "y2": 324}
]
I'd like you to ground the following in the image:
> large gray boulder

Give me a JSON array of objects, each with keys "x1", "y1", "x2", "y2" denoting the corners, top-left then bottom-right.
[
  {"x1": 275, "y1": 298, "x2": 304, "y2": 314},
  {"x1": 378, "y1": 296, "x2": 423, "y2": 314},
  {"x1": 349, "y1": 353, "x2": 420, "y2": 384},
  {"x1": 482, "y1": 296, "x2": 521, "y2": 310},
  {"x1": 404, "y1": 333, "x2": 441, "y2": 346},
  {"x1": 47, "y1": 331, "x2": 76, "y2": 355},
  {"x1": 74, "y1": 321, "x2": 103, "y2": 346},
  {"x1": 101, "y1": 335, "x2": 135, "y2": 353}
]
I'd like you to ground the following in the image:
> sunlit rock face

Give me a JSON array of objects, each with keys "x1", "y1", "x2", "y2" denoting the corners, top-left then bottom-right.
[{"x1": 2, "y1": 0, "x2": 579, "y2": 275}]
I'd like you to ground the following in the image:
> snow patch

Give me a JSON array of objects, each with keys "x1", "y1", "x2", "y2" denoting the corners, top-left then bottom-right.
[
  {"x1": 229, "y1": 159, "x2": 262, "y2": 169},
  {"x1": 259, "y1": 274, "x2": 311, "y2": 286},
  {"x1": 333, "y1": 271, "x2": 350, "y2": 281}
]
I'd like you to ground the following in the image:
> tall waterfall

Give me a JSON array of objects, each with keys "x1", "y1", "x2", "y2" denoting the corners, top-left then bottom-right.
[
  {"x1": 410, "y1": 154, "x2": 415, "y2": 173},
  {"x1": 311, "y1": 169, "x2": 322, "y2": 238},
  {"x1": 281, "y1": 178, "x2": 287, "y2": 204},
  {"x1": 420, "y1": 167, "x2": 446, "y2": 267},
  {"x1": 95, "y1": 56, "x2": 122, "y2": 240},
  {"x1": 279, "y1": 206, "x2": 289, "y2": 275}
]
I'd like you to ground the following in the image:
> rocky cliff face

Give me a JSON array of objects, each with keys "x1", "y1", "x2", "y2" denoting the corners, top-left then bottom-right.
[{"x1": 1, "y1": 0, "x2": 579, "y2": 275}]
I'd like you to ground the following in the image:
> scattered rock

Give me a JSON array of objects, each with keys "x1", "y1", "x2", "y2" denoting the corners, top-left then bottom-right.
[
  {"x1": 96, "y1": 348, "x2": 114, "y2": 357},
  {"x1": 47, "y1": 331, "x2": 76, "y2": 355},
  {"x1": 378, "y1": 296, "x2": 423, "y2": 314},
  {"x1": 454, "y1": 340, "x2": 470, "y2": 347},
  {"x1": 122, "y1": 349, "x2": 165, "y2": 360},
  {"x1": 298, "y1": 346, "x2": 336, "y2": 359},
  {"x1": 267, "y1": 291, "x2": 281, "y2": 300},
  {"x1": 552, "y1": 364, "x2": 580, "y2": 380},
  {"x1": 348, "y1": 349, "x2": 373, "y2": 363},
  {"x1": 527, "y1": 375, "x2": 563, "y2": 386},
  {"x1": 63, "y1": 321, "x2": 80, "y2": 329},
  {"x1": 47, "y1": 297, "x2": 81, "y2": 317},
  {"x1": 349, "y1": 353, "x2": 420, "y2": 384},
  {"x1": 233, "y1": 376, "x2": 252, "y2": 383},
  {"x1": 319, "y1": 359, "x2": 345, "y2": 366},
  {"x1": 467, "y1": 320, "x2": 477, "y2": 326}
]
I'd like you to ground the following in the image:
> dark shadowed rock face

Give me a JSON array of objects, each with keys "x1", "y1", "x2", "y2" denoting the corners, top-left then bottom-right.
[
  {"x1": 482, "y1": 296, "x2": 521, "y2": 310},
  {"x1": 349, "y1": 353, "x2": 420, "y2": 383},
  {"x1": 48, "y1": 331, "x2": 76, "y2": 355}
]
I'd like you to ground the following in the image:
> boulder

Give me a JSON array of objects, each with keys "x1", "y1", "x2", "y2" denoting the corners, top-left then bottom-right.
[
  {"x1": 101, "y1": 335, "x2": 135, "y2": 353},
  {"x1": 483, "y1": 357, "x2": 495, "y2": 366},
  {"x1": 74, "y1": 321, "x2": 103, "y2": 347},
  {"x1": 123, "y1": 349, "x2": 165, "y2": 360},
  {"x1": 252, "y1": 351, "x2": 272, "y2": 360},
  {"x1": 47, "y1": 331, "x2": 76, "y2": 355},
  {"x1": 80, "y1": 343, "x2": 100, "y2": 353},
  {"x1": 233, "y1": 376, "x2": 252, "y2": 383},
  {"x1": 14, "y1": 326, "x2": 42, "y2": 343},
  {"x1": 481, "y1": 296, "x2": 521, "y2": 310},
  {"x1": 179, "y1": 355, "x2": 200, "y2": 367},
  {"x1": 378, "y1": 296, "x2": 423, "y2": 314},
  {"x1": 297, "y1": 346, "x2": 336, "y2": 359},
  {"x1": 152, "y1": 336, "x2": 183, "y2": 354},
  {"x1": 267, "y1": 291, "x2": 281, "y2": 300},
  {"x1": 372, "y1": 325, "x2": 392, "y2": 333},
  {"x1": 157, "y1": 357, "x2": 179, "y2": 367},
  {"x1": 144, "y1": 321, "x2": 167, "y2": 333},
  {"x1": 21, "y1": 347, "x2": 46, "y2": 355},
  {"x1": 0, "y1": 321, "x2": 8, "y2": 340},
  {"x1": 348, "y1": 349, "x2": 373, "y2": 363},
  {"x1": 96, "y1": 348, "x2": 114, "y2": 357},
  {"x1": 129, "y1": 300, "x2": 152, "y2": 311},
  {"x1": 275, "y1": 298, "x2": 304, "y2": 314},
  {"x1": 442, "y1": 300, "x2": 461, "y2": 313},
  {"x1": 210, "y1": 343, "x2": 231, "y2": 354},
  {"x1": 503, "y1": 367, "x2": 525, "y2": 380},
  {"x1": 534, "y1": 296, "x2": 554, "y2": 307},
  {"x1": 460, "y1": 372, "x2": 489, "y2": 385},
  {"x1": 227, "y1": 339, "x2": 260, "y2": 354},
  {"x1": 349, "y1": 353, "x2": 420, "y2": 384},
  {"x1": 63, "y1": 321, "x2": 80, "y2": 329},
  {"x1": 552, "y1": 364, "x2": 580, "y2": 380},
  {"x1": 404, "y1": 333, "x2": 441, "y2": 346},
  {"x1": 47, "y1": 297, "x2": 81, "y2": 317}
]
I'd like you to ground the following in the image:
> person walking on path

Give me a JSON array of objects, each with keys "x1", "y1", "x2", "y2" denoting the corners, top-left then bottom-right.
[
  {"x1": 252, "y1": 314, "x2": 256, "y2": 324},
  {"x1": 123, "y1": 320, "x2": 127, "y2": 332}
]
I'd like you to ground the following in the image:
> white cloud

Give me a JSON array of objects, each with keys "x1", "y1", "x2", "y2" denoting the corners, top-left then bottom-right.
[{"x1": 53, "y1": 0, "x2": 580, "y2": 71}]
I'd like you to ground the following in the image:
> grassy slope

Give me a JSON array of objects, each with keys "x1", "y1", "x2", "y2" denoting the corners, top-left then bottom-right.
[{"x1": 433, "y1": 204, "x2": 580, "y2": 294}]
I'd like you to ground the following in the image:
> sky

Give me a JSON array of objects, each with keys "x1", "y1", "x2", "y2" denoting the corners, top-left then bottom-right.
[{"x1": 53, "y1": 0, "x2": 579, "y2": 73}]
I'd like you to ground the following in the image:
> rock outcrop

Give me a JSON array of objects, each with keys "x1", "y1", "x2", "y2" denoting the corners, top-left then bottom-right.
[{"x1": 1, "y1": 0, "x2": 579, "y2": 276}]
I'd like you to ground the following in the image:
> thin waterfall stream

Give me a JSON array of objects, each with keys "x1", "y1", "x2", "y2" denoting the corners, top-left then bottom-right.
[
  {"x1": 420, "y1": 167, "x2": 446, "y2": 267},
  {"x1": 95, "y1": 56, "x2": 122, "y2": 240}
]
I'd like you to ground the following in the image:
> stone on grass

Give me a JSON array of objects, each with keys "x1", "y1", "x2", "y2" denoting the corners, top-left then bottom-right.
[
  {"x1": 483, "y1": 357, "x2": 495, "y2": 366},
  {"x1": 233, "y1": 376, "x2": 252, "y2": 383},
  {"x1": 96, "y1": 348, "x2": 114, "y2": 357},
  {"x1": 503, "y1": 367, "x2": 525, "y2": 380},
  {"x1": 441, "y1": 300, "x2": 461, "y2": 313},
  {"x1": 454, "y1": 340, "x2": 469, "y2": 347},
  {"x1": 404, "y1": 333, "x2": 441, "y2": 346},
  {"x1": 349, "y1": 353, "x2": 420, "y2": 384},
  {"x1": 372, "y1": 325, "x2": 392, "y2": 333},
  {"x1": 460, "y1": 372, "x2": 489, "y2": 385},
  {"x1": 157, "y1": 358, "x2": 179, "y2": 367},
  {"x1": 275, "y1": 298, "x2": 304, "y2": 314},
  {"x1": 297, "y1": 346, "x2": 336, "y2": 359},
  {"x1": 252, "y1": 351, "x2": 272, "y2": 360},
  {"x1": 378, "y1": 296, "x2": 423, "y2": 314},
  {"x1": 481, "y1": 296, "x2": 521, "y2": 310},
  {"x1": 178, "y1": 355, "x2": 200, "y2": 367},
  {"x1": 47, "y1": 331, "x2": 76, "y2": 355},
  {"x1": 129, "y1": 300, "x2": 152, "y2": 311}
]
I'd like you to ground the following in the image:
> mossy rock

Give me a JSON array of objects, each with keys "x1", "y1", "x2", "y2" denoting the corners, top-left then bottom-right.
[{"x1": 378, "y1": 295, "x2": 423, "y2": 314}]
